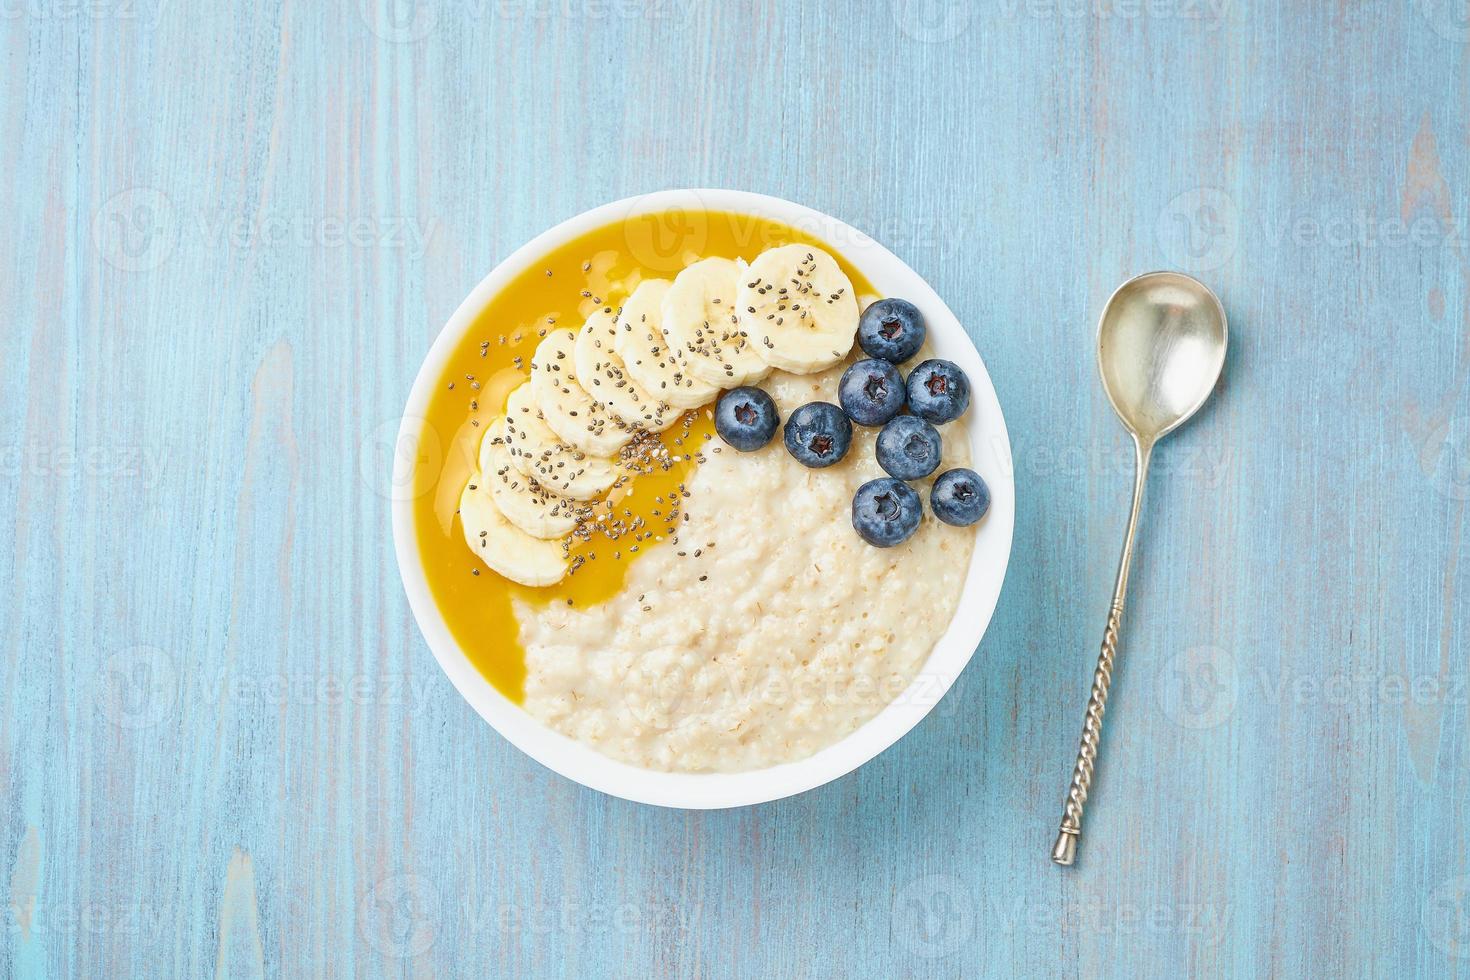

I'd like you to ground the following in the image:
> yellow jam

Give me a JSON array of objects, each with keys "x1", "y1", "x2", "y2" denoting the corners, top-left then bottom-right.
[{"x1": 411, "y1": 209, "x2": 876, "y2": 702}]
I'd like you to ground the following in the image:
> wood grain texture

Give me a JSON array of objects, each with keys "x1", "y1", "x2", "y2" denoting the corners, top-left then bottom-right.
[{"x1": 2, "y1": 1, "x2": 1468, "y2": 976}]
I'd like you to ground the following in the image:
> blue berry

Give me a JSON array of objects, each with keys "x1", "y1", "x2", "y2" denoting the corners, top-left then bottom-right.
[
  {"x1": 858, "y1": 298, "x2": 926, "y2": 363},
  {"x1": 875, "y1": 416, "x2": 943, "y2": 480},
  {"x1": 783, "y1": 402, "x2": 852, "y2": 468},
  {"x1": 851, "y1": 478, "x2": 922, "y2": 547},
  {"x1": 714, "y1": 386, "x2": 778, "y2": 451},
  {"x1": 838, "y1": 358, "x2": 905, "y2": 426},
  {"x1": 931, "y1": 468, "x2": 990, "y2": 526},
  {"x1": 905, "y1": 358, "x2": 970, "y2": 424}
]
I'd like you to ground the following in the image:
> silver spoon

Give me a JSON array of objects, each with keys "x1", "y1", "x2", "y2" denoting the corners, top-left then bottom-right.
[{"x1": 1050, "y1": 271, "x2": 1228, "y2": 867}]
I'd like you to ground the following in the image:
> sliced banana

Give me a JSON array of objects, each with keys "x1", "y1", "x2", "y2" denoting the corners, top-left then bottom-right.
[
  {"x1": 502, "y1": 382, "x2": 618, "y2": 501},
  {"x1": 739, "y1": 244, "x2": 859, "y2": 374},
  {"x1": 479, "y1": 417, "x2": 582, "y2": 539},
  {"x1": 661, "y1": 257, "x2": 770, "y2": 388},
  {"x1": 530, "y1": 326, "x2": 634, "y2": 456},
  {"x1": 459, "y1": 477, "x2": 568, "y2": 587},
  {"x1": 615, "y1": 279, "x2": 721, "y2": 410},
  {"x1": 574, "y1": 307, "x2": 680, "y2": 432}
]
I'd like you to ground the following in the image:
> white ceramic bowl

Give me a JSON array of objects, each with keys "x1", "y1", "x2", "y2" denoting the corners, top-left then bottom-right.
[{"x1": 392, "y1": 189, "x2": 1014, "y2": 808}]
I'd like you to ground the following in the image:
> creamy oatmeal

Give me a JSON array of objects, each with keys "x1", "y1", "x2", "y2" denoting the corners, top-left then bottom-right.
[{"x1": 518, "y1": 357, "x2": 975, "y2": 772}]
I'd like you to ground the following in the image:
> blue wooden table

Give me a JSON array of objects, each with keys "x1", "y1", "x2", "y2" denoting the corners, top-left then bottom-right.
[{"x1": 4, "y1": 1, "x2": 1468, "y2": 976}]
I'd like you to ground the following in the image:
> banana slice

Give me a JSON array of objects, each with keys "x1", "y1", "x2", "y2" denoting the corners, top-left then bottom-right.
[
  {"x1": 739, "y1": 244, "x2": 859, "y2": 374},
  {"x1": 503, "y1": 383, "x2": 618, "y2": 501},
  {"x1": 530, "y1": 326, "x2": 634, "y2": 456},
  {"x1": 615, "y1": 279, "x2": 721, "y2": 410},
  {"x1": 574, "y1": 307, "x2": 680, "y2": 432},
  {"x1": 459, "y1": 475, "x2": 568, "y2": 587},
  {"x1": 661, "y1": 257, "x2": 770, "y2": 388},
  {"x1": 480, "y1": 417, "x2": 582, "y2": 539}
]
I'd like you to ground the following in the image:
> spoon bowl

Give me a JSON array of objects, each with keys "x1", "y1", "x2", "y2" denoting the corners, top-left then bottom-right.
[{"x1": 1097, "y1": 272, "x2": 1228, "y2": 445}]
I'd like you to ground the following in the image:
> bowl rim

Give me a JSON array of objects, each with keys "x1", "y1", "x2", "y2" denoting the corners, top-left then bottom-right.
[{"x1": 391, "y1": 188, "x2": 1015, "y2": 808}]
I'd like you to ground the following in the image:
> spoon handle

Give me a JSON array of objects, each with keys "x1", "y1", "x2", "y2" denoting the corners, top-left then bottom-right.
[{"x1": 1051, "y1": 438, "x2": 1151, "y2": 866}]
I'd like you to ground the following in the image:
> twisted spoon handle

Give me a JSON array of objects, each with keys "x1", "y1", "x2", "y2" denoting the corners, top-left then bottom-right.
[
  {"x1": 1051, "y1": 600, "x2": 1124, "y2": 864},
  {"x1": 1052, "y1": 438, "x2": 1151, "y2": 867}
]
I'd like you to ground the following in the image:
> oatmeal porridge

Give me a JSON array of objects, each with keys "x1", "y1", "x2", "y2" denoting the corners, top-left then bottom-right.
[{"x1": 410, "y1": 210, "x2": 990, "y2": 773}]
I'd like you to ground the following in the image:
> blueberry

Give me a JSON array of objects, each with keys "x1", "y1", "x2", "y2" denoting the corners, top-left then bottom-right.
[
  {"x1": 851, "y1": 478, "x2": 922, "y2": 547},
  {"x1": 875, "y1": 416, "x2": 943, "y2": 480},
  {"x1": 838, "y1": 358, "x2": 906, "y2": 427},
  {"x1": 858, "y1": 298, "x2": 926, "y2": 363},
  {"x1": 931, "y1": 468, "x2": 991, "y2": 526},
  {"x1": 715, "y1": 386, "x2": 779, "y2": 451},
  {"x1": 783, "y1": 401, "x2": 852, "y2": 468},
  {"x1": 905, "y1": 358, "x2": 970, "y2": 424}
]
